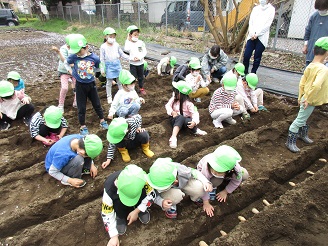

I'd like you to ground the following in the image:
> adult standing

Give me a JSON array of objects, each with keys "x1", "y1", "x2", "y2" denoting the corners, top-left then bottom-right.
[
  {"x1": 243, "y1": 0, "x2": 275, "y2": 74},
  {"x1": 303, "y1": 0, "x2": 328, "y2": 66}
]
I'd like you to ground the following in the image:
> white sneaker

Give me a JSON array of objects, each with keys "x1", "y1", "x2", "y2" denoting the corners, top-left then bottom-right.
[
  {"x1": 195, "y1": 128, "x2": 207, "y2": 136},
  {"x1": 213, "y1": 119, "x2": 223, "y2": 128},
  {"x1": 107, "y1": 98, "x2": 112, "y2": 104},
  {"x1": 225, "y1": 117, "x2": 236, "y2": 125},
  {"x1": 194, "y1": 98, "x2": 201, "y2": 103},
  {"x1": 212, "y1": 78, "x2": 220, "y2": 83}
]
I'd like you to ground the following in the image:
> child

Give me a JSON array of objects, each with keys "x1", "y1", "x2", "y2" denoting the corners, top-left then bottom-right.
[
  {"x1": 165, "y1": 80, "x2": 207, "y2": 149},
  {"x1": 157, "y1": 56, "x2": 177, "y2": 76},
  {"x1": 100, "y1": 27, "x2": 129, "y2": 104},
  {"x1": 172, "y1": 59, "x2": 190, "y2": 82},
  {"x1": 7, "y1": 71, "x2": 25, "y2": 98},
  {"x1": 185, "y1": 57, "x2": 210, "y2": 103},
  {"x1": 196, "y1": 145, "x2": 249, "y2": 217},
  {"x1": 45, "y1": 134, "x2": 102, "y2": 187},
  {"x1": 236, "y1": 73, "x2": 267, "y2": 113},
  {"x1": 221, "y1": 62, "x2": 245, "y2": 84},
  {"x1": 201, "y1": 45, "x2": 229, "y2": 83},
  {"x1": 29, "y1": 105, "x2": 68, "y2": 146},
  {"x1": 124, "y1": 25, "x2": 147, "y2": 95},
  {"x1": 102, "y1": 116, "x2": 154, "y2": 168},
  {"x1": 0, "y1": 80, "x2": 34, "y2": 130},
  {"x1": 65, "y1": 34, "x2": 108, "y2": 135},
  {"x1": 108, "y1": 69, "x2": 144, "y2": 120},
  {"x1": 145, "y1": 157, "x2": 212, "y2": 219},
  {"x1": 209, "y1": 73, "x2": 247, "y2": 129},
  {"x1": 51, "y1": 34, "x2": 77, "y2": 112},
  {"x1": 286, "y1": 36, "x2": 328, "y2": 152},
  {"x1": 102, "y1": 164, "x2": 154, "y2": 245}
]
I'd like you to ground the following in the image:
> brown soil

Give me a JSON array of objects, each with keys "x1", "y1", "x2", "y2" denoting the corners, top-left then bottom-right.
[{"x1": 0, "y1": 30, "x2": 327, "y2": 246}]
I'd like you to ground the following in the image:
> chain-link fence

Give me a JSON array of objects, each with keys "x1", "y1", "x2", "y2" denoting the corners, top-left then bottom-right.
[{"x1": 48, "y1": 0, "x2": 315, "y2": 55}]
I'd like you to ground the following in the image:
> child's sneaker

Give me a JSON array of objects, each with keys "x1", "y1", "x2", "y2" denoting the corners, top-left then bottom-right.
[
  {"x1": 23, "y1": 117, "x2": 31, "y2": 127},
  {"x1": 194, "y1": 198, "x2": 203, "y2": 207},
  {"x1": 82, "y1": 168, "x2": 91, "y2": 175},
  {"x1": 213, "y1": 119, "x2": 223, "y2": 128},
  {"x1": 225, "y1": 117, "x2": 236, "y2": 125},
  {"x1": 241, "y1": 112, "x2": 251, "y2": 121},
  {"x1": 0, "y1": 122, "x2": 11, "y2": 131},
  {"x1": 165, "y1": 207, "x2": 177, "y2": 219},
  {"x1": 138, "y1": 210, "x2": 150, "y2": 224},
  {"x1": 100, "y1": 120, "x2": 109, "y2": 130},
  {"x1": 80, "y1": 127, "x2": 89, "y2": 136},
  {"x1": 116, "y1": 217, "x2": 127, "y2": 235},
  {"x1": 195, "y1": 128, "x2": 207, "y2": 136},
  {"x1": 194, "y1": 98, "x2": 201, "y2": 103},
  {"x1": 139, "y1": 88, "x2": 147, "y2": 95},
  {"x1": 209, "y1": 189, "x2": 217, "y2": 201},
  {"x1": 212, "y1": 78, "x2": 220, "y2": 83},
  {"x1": 169, "y1": 136, "x2": 177, "y2": 149},
  {"x1": 258, "y1": 105, "x2": 268, "y2": 111}
]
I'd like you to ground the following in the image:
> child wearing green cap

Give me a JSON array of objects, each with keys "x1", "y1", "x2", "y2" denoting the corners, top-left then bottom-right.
[
  {"x1": 196, "y1": 145, "x2": 249, "y2": 217},
  {"x1": 100, "y1": 27, "x2": 129, "y2": 104},
  {"x1": 102, "y1": 116, "x2": 154, "y2": 168},
  {"x1": 45, "y1": 134, "x2": 103, "y2": 188},
  {"x1": 221, "y1": 62, "x2": 245, "y2": 85},
  {"x1": 7, "y1": 71, "x2": 26, "y2": 99},
  {"x1": 29, "y1": 105, "x2": 68, "y2": 146},
  {"x1": 146, "y1": 157, "x2": 212, "y2": 219},
  {"x1": 286, "y1": 36, "x2": 328, "y2": 153},
  {"x1": 165, "y1": 80, "x2": 207, "y2": 149},
  {"x1": 124, "y1": 25, "x2": 148, "y2": 95},
  {"x1": 102, "y1": 164, "x2": 154, "y2": 245},
  {"x1": 0, "y1": 80, "x2": 34, "y2": 130},
  {"x1": 172, "y1": 60, "x2": 191, "y2": 82},
  {"x1": 64, "y1": 34, "x2": 108, "y2": 135},
  {"x1": 157, "y1": 56, "x2": 177, "y2": 76}
]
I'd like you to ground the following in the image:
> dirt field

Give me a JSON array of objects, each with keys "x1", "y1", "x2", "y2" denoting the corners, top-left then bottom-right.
[{"x1": 0, "y1": 30, "x2": 327, "y2": 246}]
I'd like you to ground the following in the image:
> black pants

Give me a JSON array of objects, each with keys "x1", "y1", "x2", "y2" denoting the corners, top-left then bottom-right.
[
  {"x1": 116, "y1": 131, "x2": 149, "y2": 149},
  {"x1": 0, "y1": 104, "x2": 34, "y2": 124},
  {"x1": 170, "y1": 115, "x2": 197, "y2": 134},
  {"x1": 39, "y1": 124, "x2": 62, "y2": 137},
  {"x1": 130, "y1": 64, "x2": 144, "y2": 89},
  {"x1": 243, "y1": 39, "x2": 266, "y2": 74},
  {"x1": 75, "y1": 81, "x2": 104, "y2": 126}
]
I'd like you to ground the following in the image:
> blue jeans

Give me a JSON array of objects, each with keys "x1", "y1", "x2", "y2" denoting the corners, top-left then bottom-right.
[
  {"x1": 243, "y1": 39, "x2": 266, "y2": 74},
  {"x1": 289, "y1": 99, "x2": 315, "y2": 133},
  {"x1": 211, "y1": 66, "x2": 227, "y2": 79},
  {"x1": 116, "y1": 102, "x2": 141, "y2": 118}
]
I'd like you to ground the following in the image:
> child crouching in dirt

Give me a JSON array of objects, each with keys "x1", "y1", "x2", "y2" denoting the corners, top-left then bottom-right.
[
  {"x1": 102, "y1": 164, "x2": 154, "y2": 245},
  {"x1": 45, "y1": 134, "x2": 102, "y2": 188},
  {"x1": 29, "y1": 105, "x2": 68, "y2": 146},
  {"x1": 172, "y1": 59, "x2": 190, "y2": 82},
  {"x1": 196, "y1": 145, "x2": 249, "y2": 217},
  {"x1": 165, "y1": 80, "x2": 207, "y2": 149},
  {"x1": 108, "y1": 69, "x2": 144, "y2": 120},
  {"x1": 0, "y1": 80, "x2": 34, "y2": 130},
  {"x1": 145, "y1": 157, "x2": 212, "y2": 219},
  {"x1": 102, "y1": 117, "x2": 154, "y2": 169},
  {"x1": 286, "y1": 37, "x2": 328, "y2": 153},
  {"x1": 7, "y1": 71, "x2": 26, "y2": 99},
  {"x1": 157, "y1": 56, "x2": 177, "y2": 76},
  {"x1": 209, "y1": 73, "x2": 248, "y2": 129}
]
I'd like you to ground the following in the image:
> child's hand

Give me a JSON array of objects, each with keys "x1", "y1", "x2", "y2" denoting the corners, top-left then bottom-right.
[
  {"x1": 127, "y1": 209, "x2": 139, "y2": 225},
  {"x1": 21, "y1": 97, "x2": 30, "y2": 104},
  {"x1": 203, "y1": 182, "x2": 213, "y2": 192},
  {"x1": 162, "y1": 199, "x2": 173, "y2": 210},
  {"x1": 0, "y1": 112, "x2": 2, "y2": 119},
  {"x1": 44, "y1": 139, "x2": 55, "y2": 145},
  {"x1": 302, "y1": 99, "x2": 308, "y2": 109},
  {"x1": 217, "y1": 189, "x2": 228, "y2": 202},
  {"x1": 250, "y1": 107, "x2": 258, "y2": 113},
  {"x1": 90, "y1": 163, "x2": 98, "y2": 178},
  {"x1": 67, "y1": 178, "x2": 85, "y2": 188},
  {"x1": 171, "y1": 111, "x2": 178, "y2": 117},
  {"x1": 108, "y1": 114, "x2": 114, "y2": 120},
  {"x1": 136, "y1": 127, "x2": 145, "y2": 133},
  {"x1": 133, "y1": 57, "x2": 140, "y2": 61},
  {"x1": 51, "y1": 46, "x2": 59, "y2": 53},
  {"x1": 107, "y1": 235, "x2": 119, "y2": 246},
  {"x1": 232, "y1": 102, "x2": 240, "y2": 110},
  {"x1": 203, "y1": 200, "x2": 215, "y2": 217},
  {"x1": 187, "y1": 121, "x2": 196, "y2": 129},
  {"x1": 102, "y1": 159, "x2": 111, "y2": 169}
]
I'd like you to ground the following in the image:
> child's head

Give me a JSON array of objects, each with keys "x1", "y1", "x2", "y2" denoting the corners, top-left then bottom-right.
[
  {"x1": 222, "y1": 73, "x2": 237, "y2": 93},
  {"x1": 103, "y1": 27, "x2": 116, "y2": 44},
  {"x1": 315, "y1": 0, "x2": 328, "y2": 12},
  {"x1": 208, "y1": 145, "x2": 242, "y2": 177},
  {"x1": 107, "y1": 117, "x2": 129, "y2": 144},
  {"x1": 7, "y1": 71, "x2": 21, "y2": 87},
  {"x1": 117, "y1": 164, "x2": 146, "y2": 206},
  {"x1": 119, "y1": 69, "x2": 137, "y2": 92},
  {"x1": 78, "y1": 134, "x2": 103, "y2": 159},
  {"x1": 0, "y1": 80, "x2": 15, "y2": 99},
  {"x1": 233, "y1": 63, "x2": 245, "y2": 77},
  {"x1": 65, "y1": 34, "x2": 75, "y2": 49},
  {"x1": 172, "y1": 80, "x2": 192, "y2": 99},
  {"x1": 127, "y1": 25, "x2": 140, "y2": 42},
  {"x1": 68, "y1": 34, "x2": 88, "y2": 56},
  {"x1": 314, "y1": 37, "x2": 328, "y2": 56},
  {"x1": 242, "y1": 73, "x2": 259, "y2": 90},
  {"x1": 44, "y1": 106, "x2": 63, "y2": 129},
  {"x1": 209, "y1": 45, "x2": 221, "y2": 59},
  {"x1": 170, "y1": 56, "x2": 177, "y2": 68},
  {"x1": 189, "y1": 57, "x2": 202, "y2": 76},
  {"x1": 146, "y1": 158, "x2": 177, "y2": 192}
]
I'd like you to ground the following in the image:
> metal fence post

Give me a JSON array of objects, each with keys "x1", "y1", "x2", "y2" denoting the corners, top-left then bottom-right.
[
  {"x1": 101, "y1": 4, "x2": 104, "y2": 26},
  {"x1": 118, "y1": 4, "x2": 121, "y2": 29},
  {"x1": 165, "y1": 0, "x2": 168, "y2": 36},
  {"x1": 273, "y1": 1, "x2": 284, "y2": 51},
  {"x1": 69, "y1": 7, "x2": 72, "y2": 22},
  {"x1": 78, "y1": 5, "x2": 81, "y2": 24},
  {"x1": 138, "y1": 2, "x2": 141, "y2": 28},
  {"x1": 62, "y1": 5, "x2": 64, "y2": 20}
]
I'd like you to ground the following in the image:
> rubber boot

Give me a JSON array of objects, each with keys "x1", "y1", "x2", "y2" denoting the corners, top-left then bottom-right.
[
  {"x1": 141, "y1": 142, "x2": 154, "y2": 158},
  {"x1": 285, "y1": 131, "x2": 300, "y2": 153},
  {"x1": 117, "y1": 147, "x2": 131, "y2": 162},
  {"x1": 298, "y1": 125, "x2": 313, "y2": 144}
]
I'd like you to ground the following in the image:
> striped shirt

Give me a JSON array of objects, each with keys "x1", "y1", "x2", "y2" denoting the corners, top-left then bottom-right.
[{"x1": 209, "y1": 87, "x2": 236, "y2": 114}]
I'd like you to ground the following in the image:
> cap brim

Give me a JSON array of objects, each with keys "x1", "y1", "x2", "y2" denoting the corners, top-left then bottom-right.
[
  {"x1": 46, "y1": 121, "x2": 61, "y2": 129},
  {"x1": 119, "y1": 191, "x2": 141, "y2": 207},
  {"x1": 207, "y1": 153, "x2": 227, "y2": 173},
  {"x1": 145, "y1": 175, "x2": 172, "y2": 191},
  {"x1": 70, "y1": 48, "x2": 82, "y2": 54}
]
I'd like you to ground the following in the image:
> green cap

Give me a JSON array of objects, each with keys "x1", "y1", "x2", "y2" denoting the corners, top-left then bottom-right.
[
  {"x1": 144, "y1": 61, "x2": 148, "y2": 70},
  {"x1": 119, "y1": 69, "x2": 136, "y2": 85},
  {"x1": 44, "y1": 106, "x2": 63, "y2": 129},
  {"x1": 127, "y1": 25, "x2": 139, "y2": 33},
  {"x1": 245, "y1": 73, "x2": 259, "y2": 90},
  {"x1": 315, "y1": 36, "x2": 328, "y2": 50},
  {"x1": 189, "y1": 58, "x2": 202, "y2": 70},
  {"x1": 65, "y1": 34, "x2": 75, "y2": 45},
  {"x1": 172, "y1": 80, "x2": 192, "y2": 95},
  {"x1": 84, "y1": 134, "x2": 103, "y2": 159},
  {"x1": 0, "y1": 80, "x2": 15, "y2": 97},
  {"x1": 146, "y1": 158, "x2": 177, "y2": 190},
  {"x1": 170, "y1": 56, "x2": 177, "y2": 67},
  {"x1": 103, "y1": 27, "x2": 116, "y2": 35},
  {"x1": 69, "y1": 34, "x2": 87, "y2": 54},
  {"x1": 7, "y1": 71, "x2": 21, "y2": 81},
  {"x1": 234, "y1": 63, "x2": 245, "y2": 76},
  {"x1": 222, "y1": 73, "x2": 237, "y2": 90},
  {"x1": 208, "y1": 145, "x2": 242, "y2": 173},
  {"x1": 107, "y1": 118, "x2": 128, "y2": 144},
  {"x1": 117, "y1": 164, "x2": 146, "y2": 206}
]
